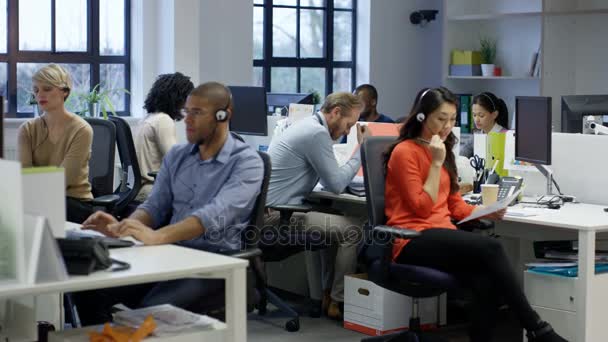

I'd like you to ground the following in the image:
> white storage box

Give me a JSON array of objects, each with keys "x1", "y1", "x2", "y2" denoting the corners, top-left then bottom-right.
[{"x1": 343, "y1": 274, "x2": 441, "y2": 336}]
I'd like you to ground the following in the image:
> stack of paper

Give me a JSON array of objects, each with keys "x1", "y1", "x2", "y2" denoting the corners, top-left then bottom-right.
[
  {"x1": 113, "y1": 304, "x2": 219, "y2": 337},
  {"x1": 347, "y1": 175, "x2": 365, "y2": 197}
]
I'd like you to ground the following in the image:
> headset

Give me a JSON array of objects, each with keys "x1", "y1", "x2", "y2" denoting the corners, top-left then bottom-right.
[
  {"x1": 214, "y1": 93, "x2": 232, "y2": 122},
  {"x1": 416, "y1": 88, "x2": 433, "y2": 122}
]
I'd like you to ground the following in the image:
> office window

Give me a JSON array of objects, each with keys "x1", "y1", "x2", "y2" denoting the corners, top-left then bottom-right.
[
  {"x1": 253, "y1": 0, "x2": 356, "y2": 97},
  {"x1": 0, "y1": 0, "x2": 131, "y2": 117}
]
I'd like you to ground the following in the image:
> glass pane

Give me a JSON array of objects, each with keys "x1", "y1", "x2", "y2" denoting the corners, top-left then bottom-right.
[
  {"x1": 253, "y1": 67, "x2": 263, "y2": 87},
  {"x1": 271, "y1": 67, "x2": 296, "y2": 93},
  {"x1": 301, "y1": 68, "x2": 325, "y2": 98},
  {"x1": 302, "y1": 0, "x2": 324, "y2": 6},
  {"x1": 17, "y1": 63, "x2": 43, "y2": 113},
  {"x1": 59, "y1": 64, "x2": 91, "y2": 113},
  {"x1": 100, "y1": 0, "x2": 125, "y2": 55},
  {"x1": 55, "y1": 0, "x2": 87, "y2": 52},
  {"x1": 272, "y1": 8, "x2": 296, "y2": 57},
  {"x1": 332, "y1": 68, "x2": 351, "y2": 92},
  {"x1": 19, "y1": 0, "x2": 51, "y2": 51},
  {"x1": 254, "y1": 0, "x2": 263, "y2": 4},
  {"x1": 300, "y1": 9, "x2": 324, "y2": 58},
  {"x1": 273, "y1": 0, "x2": 296, "y2": 5},
  {"x1": 0, "y1": 0, "x2": 6, "y2": 53},
  {"x1": 0, "y1": 63, "x2": 7, "y2": 98},
  {"x1": 333, "y1": 11, "x2": 352, "y2": 61},
  {"x1": 333, "y1": 0, "x2": 352, "y2": 9},
  {"x1": 253, "y1": 7, "x2": 264, "y2": 59},
  {"x1": 17, "y1": 63, "x2": 90, "y2": 113},
  {"x1": 100, "y1": 64, "x2": 126, "y2": 113}
]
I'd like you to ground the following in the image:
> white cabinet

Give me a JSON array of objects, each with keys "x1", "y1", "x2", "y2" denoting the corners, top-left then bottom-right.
[{"x1": 442, "y1": 0, "x2": 608, "y2": 130}]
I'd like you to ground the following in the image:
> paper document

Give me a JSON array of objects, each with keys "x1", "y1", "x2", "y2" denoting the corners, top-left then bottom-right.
[
  {"x1": 113, "y1": 304, "x2": 219, "y2": 337},
  {"x1": 457, "y1": 189, "x2": 522, "y2": 224}
]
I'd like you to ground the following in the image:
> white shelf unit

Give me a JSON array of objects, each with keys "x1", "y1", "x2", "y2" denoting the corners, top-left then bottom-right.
[{"x1": 442, "y1": 0, "x2": 608, "y2": 130}]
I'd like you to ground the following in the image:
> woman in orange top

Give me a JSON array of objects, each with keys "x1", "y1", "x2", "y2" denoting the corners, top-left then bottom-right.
[{"x1": 384, "y1": 87, "x2": 566, "y2": 342}]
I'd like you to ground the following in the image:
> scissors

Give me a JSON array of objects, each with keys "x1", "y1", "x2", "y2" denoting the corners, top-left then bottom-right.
[{"x1": 470, "y1": 155, "x2": 485, "y2": 171}]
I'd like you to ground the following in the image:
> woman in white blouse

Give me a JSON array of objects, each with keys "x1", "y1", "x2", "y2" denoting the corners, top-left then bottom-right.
[
  {"x1": 134, "y1": 72, "x2": 194, "y2": 201},
  {"x1": 472, "y1": 91, "x2": 509, "y2": 133}
]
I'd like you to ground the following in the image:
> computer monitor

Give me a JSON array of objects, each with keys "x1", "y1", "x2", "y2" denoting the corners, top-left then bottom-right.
[
  {"x1": 561, "y1": 95, "x2": 608, "y2": 133},
  {"x1": 515, "y1": 96, "x2": 552, "y2": 165},
  {"x1": 266, "y1": 92, "x2": 314, "y2": 113},
  {"x1": 515, "y1": 96, "x2": 556, "y2": 194},
  {"x1": 0, "y1": 96, "x2": 3, "y2": 158},
  {"x1": 227, "y1": 86, "x2": 268, "y2": 136}
]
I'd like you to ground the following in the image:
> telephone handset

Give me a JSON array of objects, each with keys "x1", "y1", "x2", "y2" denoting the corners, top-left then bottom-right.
[
  {"x1": 57, "y1": 237, "x2": 113, "y2": 275},
  {"x1": 498, "y1": 176, "x2": 523, "y2": 204}
]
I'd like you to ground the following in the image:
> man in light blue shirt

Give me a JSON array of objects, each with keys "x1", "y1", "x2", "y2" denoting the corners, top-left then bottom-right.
[
  {"x1": 75, "y1": 82, "x2": 263, "y2": 325},
  {"x1": 266, "y1": 92, "x2": 369, "y2": 319}
]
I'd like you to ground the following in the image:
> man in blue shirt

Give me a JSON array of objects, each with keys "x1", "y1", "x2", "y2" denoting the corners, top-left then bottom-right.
[
  {"x1": 74, "y1": 82, "x2": 264, "y2": 325},
  {"x1": 354, "y1": 84, "x2": 394, "y2": 123}
]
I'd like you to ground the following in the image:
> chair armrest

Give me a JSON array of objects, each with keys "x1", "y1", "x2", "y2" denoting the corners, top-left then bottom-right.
[
  {"x1": 268, "y1": 203, "x2": 313, "y2": 213},
  {"x1": 147, "y1": 171, "x2": 158, "y2": 180},
  {"x1": 457, "y1": 218, "x2": 495, "y2": 232},
  {"x1": 226, "y1": 248, "x2": 263, "y2": 259},
  {"x1": 374, "y1": 225, "x2": 420, "y2": 240},
  {"x1": 91, "y1": 194, "x2": 120, "y2": 207}
]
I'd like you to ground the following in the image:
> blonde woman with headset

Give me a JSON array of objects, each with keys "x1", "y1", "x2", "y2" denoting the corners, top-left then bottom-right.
[{"x1": 18, "y1": 64, "x2": 94, "y2": 223}]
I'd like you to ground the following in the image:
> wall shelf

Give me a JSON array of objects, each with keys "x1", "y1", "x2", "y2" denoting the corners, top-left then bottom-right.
[
  {"x1": 446, "y1": 76, "x2": 540, "y2": 80},
  {"x1": 448, "y1": 11, "x2": 542, "y2": 21}
]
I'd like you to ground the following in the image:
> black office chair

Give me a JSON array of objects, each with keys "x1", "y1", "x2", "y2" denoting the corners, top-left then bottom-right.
[
  {"x1": 85, "y1": 118, "x2": 120, "y2": 211},
  {"x1": 359, "y1": 136, "x2": 457, "y2": 342},
  {"x1": 108, "y1": 116, "x2": 142, "y2": 218},
  {"x1": 255, "y1": 198, "x2": 338, "y2": 331}
]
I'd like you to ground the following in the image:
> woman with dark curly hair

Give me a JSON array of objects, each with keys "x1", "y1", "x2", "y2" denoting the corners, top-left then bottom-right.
[{"x1": 134, "y1": 72, "x2": 194, "y2": 201}]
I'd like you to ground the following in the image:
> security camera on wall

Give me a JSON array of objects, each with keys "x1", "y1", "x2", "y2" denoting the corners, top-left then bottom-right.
[{"x1": 410, "y1": 10, "x2": 439, "y2": 26}]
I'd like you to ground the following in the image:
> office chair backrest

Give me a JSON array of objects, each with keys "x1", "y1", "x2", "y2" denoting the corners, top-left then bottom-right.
[
  {"x1": 84, "y1": 118, "x2": 116, "y2": 197},
  {"x1": 243, "y1": 151, "x2": 271, "y2": 250},
  {"x1": 108, "y1": 116, "x2": 142, "y2": 209},
  {"x1": 361, "y1": 136, "x2": 397, "y2": 226}
]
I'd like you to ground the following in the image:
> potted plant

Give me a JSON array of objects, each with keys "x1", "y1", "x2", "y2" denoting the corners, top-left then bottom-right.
[
  {"x1": 79, "y1": 83, "x2": 130, "y2": 119},
  {"x1": 479, "y1": 36, "x2": 497, "y2": 77},
  {"x1": 308, "y1": 89, "x2": 322, "y2": 111},
  {"x1": 27, "y1": 93, "x2": 39, "y2": 116}
]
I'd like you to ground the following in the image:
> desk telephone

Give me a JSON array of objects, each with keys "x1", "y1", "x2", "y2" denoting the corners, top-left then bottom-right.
[
  {"x1": 497, "y1": 176, "x2": 523, "y2": 203},
  {"x1": 57, "y1": 237, "x2": 113, "y2": 275}
]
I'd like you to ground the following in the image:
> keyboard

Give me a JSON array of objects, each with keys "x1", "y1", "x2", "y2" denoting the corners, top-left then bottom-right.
[{"x1": 66, "y1": 230, "x2": 135, "y2": 248}]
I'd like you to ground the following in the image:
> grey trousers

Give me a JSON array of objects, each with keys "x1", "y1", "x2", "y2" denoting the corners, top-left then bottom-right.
[{"x1": 264, "y1": 211, "x2": 364, "y2": 302}]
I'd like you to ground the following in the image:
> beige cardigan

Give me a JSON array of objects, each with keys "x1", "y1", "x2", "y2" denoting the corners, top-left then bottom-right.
[{"x1": 18, "y1": 114, "x2": 94, "y2": 200}]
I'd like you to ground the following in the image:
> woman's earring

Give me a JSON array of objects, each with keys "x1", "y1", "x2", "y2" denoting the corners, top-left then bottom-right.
[{"x1": 416, "y1": 112, "x2": 425, "y2": 122}]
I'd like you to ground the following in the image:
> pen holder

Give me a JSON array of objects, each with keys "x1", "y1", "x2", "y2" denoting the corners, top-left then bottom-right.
[{"x1": 473, "y1": 180, "x2": 481, "y2": 193}]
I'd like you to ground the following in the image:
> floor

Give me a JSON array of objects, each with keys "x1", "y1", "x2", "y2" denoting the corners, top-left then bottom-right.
[{"x1": 247, "y1": 298, "x2": 523, "y2": 342}]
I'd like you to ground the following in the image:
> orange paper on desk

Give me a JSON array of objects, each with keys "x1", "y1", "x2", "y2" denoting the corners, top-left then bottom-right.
[{"x1": 353, "y1": 122, "x2": 400, "y2": 176}]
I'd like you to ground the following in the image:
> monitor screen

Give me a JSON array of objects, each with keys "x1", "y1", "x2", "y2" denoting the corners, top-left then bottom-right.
[
  {"x1": 227, "y1": 86, "x2": 268, "y2": 136},
  {"x1": 266, "y1": 92, "x2": 314, "y2": 113},
  {"x1": 515, "y1": 96, "x2": 552, "y2": 165},
  {"x1": 561, "y1": 95, "x2": 608, "y2": 133}
]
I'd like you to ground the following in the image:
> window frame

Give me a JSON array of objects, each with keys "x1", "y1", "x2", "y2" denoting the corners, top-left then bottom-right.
[
  {"x1": 254, "y1": 0, "x2": 357, "y2": 96},
  {"x1": 1, "y1": 0, "x2": 131, "y2": 118}
]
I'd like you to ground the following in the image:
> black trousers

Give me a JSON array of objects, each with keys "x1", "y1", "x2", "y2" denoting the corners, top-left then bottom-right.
[
  {"x1": 66, "y1": 197, "x2": 94, "y2": 224},
  {"x1": 396, "y1": 228, "x2": 541, "y2": 342}
]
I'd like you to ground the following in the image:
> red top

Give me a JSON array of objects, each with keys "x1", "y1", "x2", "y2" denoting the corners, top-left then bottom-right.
[{"x1": 385, "y1": 140, "x2": 475, "y2": 260}]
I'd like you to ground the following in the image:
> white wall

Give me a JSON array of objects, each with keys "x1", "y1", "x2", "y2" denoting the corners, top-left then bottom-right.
[{"x1": 357, "y1": 0, "x2": 443, "y2": 120}]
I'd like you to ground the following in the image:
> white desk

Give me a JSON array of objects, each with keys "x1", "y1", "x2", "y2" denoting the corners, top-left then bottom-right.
[
  {"x1": 310, "y1": 192, "x2": 608, "y2": 341},
  {"x1": 0, "y1": 243, "x2": 248, "y2": 342}
]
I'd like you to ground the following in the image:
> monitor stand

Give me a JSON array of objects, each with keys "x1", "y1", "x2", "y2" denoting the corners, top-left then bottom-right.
[{"x1": 535, "y1": 164, "x2": 554, "y2": 195}]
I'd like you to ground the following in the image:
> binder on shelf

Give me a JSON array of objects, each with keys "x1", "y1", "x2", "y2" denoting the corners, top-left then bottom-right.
[{"x1": 457, "y1": 94, "x2": 472, "y2": 133}]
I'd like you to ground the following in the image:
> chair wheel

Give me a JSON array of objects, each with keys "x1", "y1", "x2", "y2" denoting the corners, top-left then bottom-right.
[{"x1": 285, "y1": 318, "x2": 299, "y2": 332}]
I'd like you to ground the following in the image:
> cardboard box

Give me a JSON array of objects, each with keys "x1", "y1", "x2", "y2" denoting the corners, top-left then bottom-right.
[
  {"x1": 343, "y1": 274, "x2": 440, "y2": 336},
  {"x1": 449, "y1": 64, "x2": 482, "y2": 76},
  {"x1": 451, "y1": 50, "x2": 482, "y2": 65}
]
